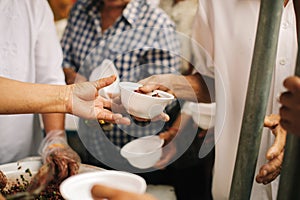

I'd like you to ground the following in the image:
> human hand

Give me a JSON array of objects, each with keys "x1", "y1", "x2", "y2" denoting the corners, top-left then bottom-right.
[
  {"x1": 255, "y1": 114, "x2": 286, "y2": 184},
  {"x1": 279, "y1": 76, "x2": 300, "y2": 136},
  {"x1": 67, "y1": 75, "x2": 130, "y2": 125},
  {"x1": 39, "y1": 130, "x2": 81, "y2": 182},
  {"x1": 138, "y1": 74, "x2": 175, "y2": 97},
  {"x1": 91, "y1": 184, "x2": 157, "y2": 200}
]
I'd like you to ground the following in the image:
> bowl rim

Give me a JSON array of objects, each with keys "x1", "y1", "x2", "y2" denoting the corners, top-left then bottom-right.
[
  {"x1": 119, "y1": 82, "x2": 174, "y2": 100},
  {"x1": 60, "y1": 170, "x2": 147, "y2": 199},
  {"x1": 120, "y1": 136, "x2": 164, "y2": 158}
]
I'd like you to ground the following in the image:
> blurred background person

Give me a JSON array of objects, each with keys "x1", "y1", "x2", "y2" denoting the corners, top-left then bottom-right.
[
  {"x1": 48, "y1": 0, "x2": 75, "y2": 39},
  {"x1": 61, "y1": 1, "x2": 181, "y2": 199},
  {"x1": 157, "y1": 1, "x2": 215, "y2": 199},
  {"x1": 47, "y1": 0, "x2": 81, "y2": 154},
  {"x1": 0, "y1": 0, "x2": 81, "y2": 183},
  {"x1": 159, "y1": 0, "x2": 197, "y2": 75}
]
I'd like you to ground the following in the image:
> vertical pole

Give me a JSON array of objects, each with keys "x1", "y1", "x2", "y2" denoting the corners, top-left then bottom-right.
[
  {"x1": 229, "y1": 0, "x2": 283, "y2": 199},
  {"x1": 277, "y1": 0, "x2": 300, "y2": 199}
]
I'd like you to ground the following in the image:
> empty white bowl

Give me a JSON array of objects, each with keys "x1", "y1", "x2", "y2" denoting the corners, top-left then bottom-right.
[
  {"x1": 60, "y1": 170, "x2": 147, "y2": 200},
  {"x1": 120, "y1": 135, "x2": 164, "y2": 169},
  {"x1": 191, "y1": 102, "x2": 216, "y2": 130},
  {"x1": 119, "y1": 82, "x2": 174, "y2": 119}
]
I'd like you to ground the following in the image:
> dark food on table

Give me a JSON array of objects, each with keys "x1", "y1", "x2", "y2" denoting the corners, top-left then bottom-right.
[
  {"x1": 0, "y1": 171, "x2": 7, "y2": 190},
  {"x1": 0, "y1": 169, "x2": 64, "y2": 200}
]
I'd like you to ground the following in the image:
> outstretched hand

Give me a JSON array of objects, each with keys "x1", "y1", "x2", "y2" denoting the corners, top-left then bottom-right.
[
  {"x1": 256, "y1": 114, "x2": 286, "y2": 184},
  {"x1": 67, "y1": 75, "x2": 130, "y2": 125}
]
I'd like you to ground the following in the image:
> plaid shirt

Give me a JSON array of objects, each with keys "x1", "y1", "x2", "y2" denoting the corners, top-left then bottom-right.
[{"x1": 61, "y1": 0, "x2": 180, "y2": 159}]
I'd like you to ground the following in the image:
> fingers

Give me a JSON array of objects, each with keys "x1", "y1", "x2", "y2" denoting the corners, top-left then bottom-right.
[
  {"x1": 256, "y1": 168, "x2": 281, "y2": 185},
  {"x1": 256, "y1": 151, "x2": 283, "y2": 184},
  {"x1": 151, "y1": 113, "x2": 170, "y2": 122},
  {"x1": 138, "y1": 84, "x2": 161, "y2": 94},
  {"x1": 91, "y1": 184, "x2": 157, "y2": 200},
  {"x1": 279, "y1": 78, "x2": 300, "y2": 135},
  {"x1": 159, "y1": 131, "x2": 174, "y2": 141},
  {"x1": 97, "y1": 111, "x2": 131, "y2": 125},
  {"x1": 264, "y1": 114, "x2": 280, "y2": 128},
  {"x1": 266, "y1": 124, "x2": 286, "y2": 160},
  {"x1": 91, "y1": 184, "x2": 120, "y2": 199},
  {"x1": 132, "y1": 113, "x2": 170, "y2": 123},
  {"x1": 68, "y1": 161, "x2": 80, "y2": 177},
  {"x1": 94, "y1": 75, "x2": 116, "y2": 90},
  {"x1": 282, "y1": 76, "x2": 300, "y2": 94}
]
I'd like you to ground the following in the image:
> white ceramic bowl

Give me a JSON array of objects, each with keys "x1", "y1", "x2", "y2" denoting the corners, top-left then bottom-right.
[
  {"x1": 60, "y1": 170, "x2": 147, "y2": 200},
  {"x1": 119, "y1": 82, "x2": 174, "y2": 119},
  {"x1": 191, "y1": 103, "x2": 216, "y2": 130},
  {"x1": 120, "y1": 135, "x2": 164, "y2": 169}
]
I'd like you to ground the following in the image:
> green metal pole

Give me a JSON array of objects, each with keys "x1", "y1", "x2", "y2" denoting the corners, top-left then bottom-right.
[
  {"x1": 229, "y1": 0, "x2": 283, "y2": 199},
  {"x1": 277, "y1": 0, "x2": 300, "y2": 199}
]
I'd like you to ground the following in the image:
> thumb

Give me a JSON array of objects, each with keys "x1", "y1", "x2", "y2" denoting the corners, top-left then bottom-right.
[
  {"x1": 91, "y1": 184, "x2": 119, "y2": 199},
  {"x1": 94, "y1": 75, "x2": 117, "y2": 90}
]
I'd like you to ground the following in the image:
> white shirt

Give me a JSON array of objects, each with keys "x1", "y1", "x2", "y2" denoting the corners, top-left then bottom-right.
[
  {"x1": 0, "y1": 0, "x2": 65, "y2": 163},
  {"x1": 192, "y1": 0, "x2": 297, "y2": 199},
  {"x1": 159, "y1": 0, "x2": 198, "y2": 74}
]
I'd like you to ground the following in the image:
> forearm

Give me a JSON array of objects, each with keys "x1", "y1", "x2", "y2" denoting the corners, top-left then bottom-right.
[
  {"x1": 173, "y1": 73, "x2": 212, "y2": 103},
  {"x1": 0, "y1": 77, "x2": 70, "y2": 114},
  {"x1": 42, "y1": 113, "x2": 65, "y2": 133}
]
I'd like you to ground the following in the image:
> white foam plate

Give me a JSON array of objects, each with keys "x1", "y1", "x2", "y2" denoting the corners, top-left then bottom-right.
[{"x1": 60, "y1": 170, "x2": 147, "y2": 200}]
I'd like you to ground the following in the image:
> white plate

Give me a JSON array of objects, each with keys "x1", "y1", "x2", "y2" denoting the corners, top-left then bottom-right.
[{"x1": 60, "y1": 170, "x2": 147, "y2": 200}]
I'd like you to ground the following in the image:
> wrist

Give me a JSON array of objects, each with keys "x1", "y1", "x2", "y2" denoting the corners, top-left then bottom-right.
[{"x1": 60, "y1": 85, "x2": 73, "y2": 114}]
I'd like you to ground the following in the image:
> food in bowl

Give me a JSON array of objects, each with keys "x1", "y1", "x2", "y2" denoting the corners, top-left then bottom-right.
[
  {"x1": 119, "y1": 82, "x2": 174, "y2": 119},
  {"x1": 120, "y1": 135, "x2": 164, "y2": 169},
  {"x1": 134, "y1": 89, "x2": 161, "y2": 97},
  {"x1": 0, "y1": 157, "x2": 103, "y2": 200}
]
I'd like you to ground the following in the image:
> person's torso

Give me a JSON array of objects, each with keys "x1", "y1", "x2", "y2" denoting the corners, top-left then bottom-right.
[{"x1": 194, "y1": 0, "x2": 297, "y2": 199}]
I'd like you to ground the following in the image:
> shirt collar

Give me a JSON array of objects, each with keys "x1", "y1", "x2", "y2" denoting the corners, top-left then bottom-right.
[
  {"x1": 84, "y1": 0, "x2": 144, "y2": 27},
  {"x1": 122, "y1": 0, "x2": 144, "y2": 26},
  {"x1": 86, "y1": 0, "x2": 102, "y2": 19}
]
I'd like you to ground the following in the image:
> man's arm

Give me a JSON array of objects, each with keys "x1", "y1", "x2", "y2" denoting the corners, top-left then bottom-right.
[{"x1": 139, "y1": 73, "x2": 213, "y2": 103}]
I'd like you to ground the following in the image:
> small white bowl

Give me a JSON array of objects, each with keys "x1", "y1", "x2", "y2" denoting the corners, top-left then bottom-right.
[
  {"x1": 60, "y1": 170, "x2": 147, "y2": 200},
  {"x1": 119, "y1": 82, "x2": 174, "y2": 119},
  {"x1": 191, "y1": 103, "x2": 216, "y2": 130},
  {"x1": 120, "y1": 136, "x2": 164, "y2": 169}
]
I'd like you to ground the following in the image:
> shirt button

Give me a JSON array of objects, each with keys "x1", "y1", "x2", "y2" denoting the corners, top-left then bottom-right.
[
  {"x1": 282, "y1": 21, "x2": 289, "y2": 29},
  {"x1": 279, "y1": 59, "x2": 286, "y2": 66}
]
